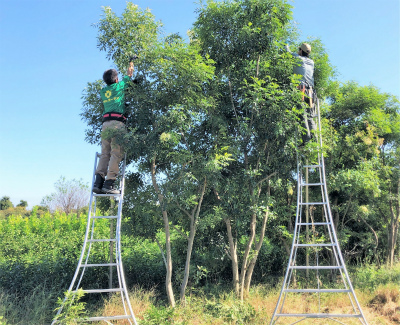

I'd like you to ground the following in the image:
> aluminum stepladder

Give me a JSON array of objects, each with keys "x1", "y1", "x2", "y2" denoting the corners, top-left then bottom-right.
[
  {"x1": 270, "y1": 99, "x2": 368, "y2": 325},
  {"x1": 52, "y1": 152, "x2": 137, "y2": 325}
]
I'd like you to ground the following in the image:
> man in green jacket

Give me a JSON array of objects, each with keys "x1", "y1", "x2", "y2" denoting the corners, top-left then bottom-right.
[{"x1": 92, "y1": 62, "x2": 134, "y2": 194}]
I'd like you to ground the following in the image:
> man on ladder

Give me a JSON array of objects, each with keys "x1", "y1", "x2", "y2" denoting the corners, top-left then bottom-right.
[
  {"x1": 287, "y1": 42, "x2": 317, "y2": 143},
  {"x1": 92, "y1": 58, "x2": 136, "y2": 195}
]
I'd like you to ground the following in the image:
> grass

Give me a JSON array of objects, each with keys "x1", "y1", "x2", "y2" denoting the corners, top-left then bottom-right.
[
  {"x1": 0, "y1": 265, "x2": 399, "y2": 324},
  {"x1": 95, "y1": 281, "x2": 399, "y2": 325}
]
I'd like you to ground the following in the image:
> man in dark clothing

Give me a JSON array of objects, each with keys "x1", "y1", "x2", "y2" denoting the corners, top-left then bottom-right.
[
  {"x1": 92, "y1": 62, "x2": 134, "y2": 194},
  {"x1": 287, "y1": 43, "x2": 317, "y2": 142}
]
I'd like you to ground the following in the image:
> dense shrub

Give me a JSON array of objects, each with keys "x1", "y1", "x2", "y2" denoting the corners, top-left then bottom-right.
[{"x1": 0, "y1": 212, "x2": 166, "y2": 297}]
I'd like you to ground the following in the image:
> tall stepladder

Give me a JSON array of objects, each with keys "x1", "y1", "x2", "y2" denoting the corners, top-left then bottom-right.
[
  {"x1": 269, "y1": 99, "x2": 368, "y2": 325},
  {"x1": 52, "y1": 152, "x2": 137, "y2": 325}
]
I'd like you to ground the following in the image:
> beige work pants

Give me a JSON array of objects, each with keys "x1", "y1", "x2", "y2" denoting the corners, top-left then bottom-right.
[{"x1": 95, "y1": 120, "x2": 125, "y2": 180}]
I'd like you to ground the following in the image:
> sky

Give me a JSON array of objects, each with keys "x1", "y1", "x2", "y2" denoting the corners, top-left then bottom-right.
[{"x1": 0, "y1": 0, "x2": 399, "y2": 209}]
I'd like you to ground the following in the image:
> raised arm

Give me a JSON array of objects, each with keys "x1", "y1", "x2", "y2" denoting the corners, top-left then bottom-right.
[
  {"x1": 127, "y1": 61, "x2": 134, "y2": 77},
  {"x1": 286, "y1": 44, "x2": 299, "y2": 58}
]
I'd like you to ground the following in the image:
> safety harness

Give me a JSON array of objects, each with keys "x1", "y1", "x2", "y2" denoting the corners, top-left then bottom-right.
[
  {"x1": 102, "y1": 113, "x2": 127, "y2": 124},
  {"x1": 298, "y1": 83, "x2": 315, "y2": 108}
]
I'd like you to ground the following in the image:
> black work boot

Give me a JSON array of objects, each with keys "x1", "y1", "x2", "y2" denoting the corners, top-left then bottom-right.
[
  {"x1": 102, "y1": 179, "x2": 120, "y2": 195},
  {"x1": 92, "y1": 174, "x2": 105, "y2": 194}
]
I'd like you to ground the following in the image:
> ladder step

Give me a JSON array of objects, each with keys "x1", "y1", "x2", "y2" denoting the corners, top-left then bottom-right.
[
  {"x1": 91, "y1": 215, "x2": 118, "y2": 219},
  {"x1": 284, "y1": 289, "x2": 350, "y2": 293},
  {"x1": 303, "y1": 165, "x2": 322, "y2": 168},
  {"x1": 275, "y1": 313, "x2": 362, "y2": 318},
  {"x1": 289, "y1": 265, "x2": 343, "y2": 269},
  {"x1": 301, "y1": 182, "x2": 324, "y2": 186},
  {"x1": 93, "y1": 193, "x2": 121, "y2": 197},
  {"x1": 87, "y1": 315, "x2": 132, "y2": 321},
  {"x1": 298, "y1": 222, "x2": 329, "y2": 226},
  {"x1": 82, "y1": 263, "x2": 118, "y2": 267},
  {"x1": 81, "y1": 288, "x2": 123, "y2": 293},
  {"x1": 299, "y1": 202, "x2": 327, "y2": 205},
  {"x1": 87, "y1": 239, "x2": 116, "y2": 243},
  {"x1": 294, "y1": 243, "x2": 336, "y2": 247}
]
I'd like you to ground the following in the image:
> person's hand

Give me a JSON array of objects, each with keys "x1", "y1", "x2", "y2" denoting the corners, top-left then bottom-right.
[{"x1": 127, "y1": 62, "x2": 134, "y2": 77}]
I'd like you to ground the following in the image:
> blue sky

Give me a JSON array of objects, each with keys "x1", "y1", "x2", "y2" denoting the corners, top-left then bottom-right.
[{"x1": 0, "y1": 0, "x2": 399, "y2": 209}]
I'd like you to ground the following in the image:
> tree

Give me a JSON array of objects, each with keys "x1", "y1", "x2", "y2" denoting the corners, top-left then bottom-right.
[
  {"x1": 325, "y1": 82, "x2": 400, "y2": 266},
  {"x1": 41, "y1": 177, "x2": 90, "y2": 214},
  {"x1": 16, "y1": 200, "x2": 28, "y2": 208},
  {"x1": 0, "y1": 196, "x2": 13, "y2": 210},
  {"x1": 192, "y1": 0, "x2": 337, "y2": 299},
  {"x1": 82, "y1": 3, "x2": 215, "y2": 306}
]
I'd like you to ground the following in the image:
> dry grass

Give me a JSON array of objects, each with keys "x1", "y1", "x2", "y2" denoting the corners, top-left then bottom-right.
[
  {"x1": 94, "y1": 286, "x2": 156, "y2": 324},
  {"x1": 369, "y1": 284, "x2": 400, "y2": 323},
  {"x1": 89, "y1": 284, "x2": 399, "y2": 325}
]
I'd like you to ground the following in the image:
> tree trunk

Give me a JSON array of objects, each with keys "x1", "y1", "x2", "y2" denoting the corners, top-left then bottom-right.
[
  {"x1": 151, "y1": 159, "x2": 175, "y2": 307},
  {"x1": 244, "y1": 207, "x2": 270, "y2": 292},
  {"x1": 180, "y1": 179, "x2": 207, "y2": 303},
  {"x1": 180, "y1": 220, "x2": 196, "y2": 303},
  {"x1": 225, "y1": 218, "x2": 240, "y2": 296},
  {"x1": 239, "y1": 211, "x2": 257, "y2": 300},
  {"x1": 387, "y1": 175, "x2": 399, "y2": 267},
  {"x1": 388, "y1": 209, "x2": 399, "y2": 267}
]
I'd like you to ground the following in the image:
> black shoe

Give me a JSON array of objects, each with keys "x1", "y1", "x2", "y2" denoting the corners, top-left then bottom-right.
[
  {"x1": 92, "y1": 174, "x2": 104, "y2": 194},
  {"x1": 102, "y1": 179, "x2": 120, "y2": 195}
]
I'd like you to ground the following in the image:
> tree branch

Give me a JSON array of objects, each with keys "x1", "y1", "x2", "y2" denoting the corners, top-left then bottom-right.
[{"x1": 155, "y1": 237, "x2": 167, "y2": 268}]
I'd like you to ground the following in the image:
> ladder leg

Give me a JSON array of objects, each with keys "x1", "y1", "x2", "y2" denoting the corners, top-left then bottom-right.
[
  {"x1": 52, "y1": 153, "x2": 138, "y2": 325},
  {"x1": 269, "y1": 98, "x2": 369, "y2": 324}
]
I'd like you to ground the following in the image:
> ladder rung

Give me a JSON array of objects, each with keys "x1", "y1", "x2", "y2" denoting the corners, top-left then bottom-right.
[
  {"x1": 284, "y1": 289, "x2": 350, "y2": 293},
  {"x1": 300, "y1": 202, "x2": 327, "y2": 205},
  {"x1": 87, "y1": 239, "x2": 116, "y2": 243},
  {"x1": 82, "y1": 263, "x2": 118, "y2": 267},
  {"x1": 87, "y1": 315, "x2": 132, "y2": 321},
  {"x1": 275, "y1": 313, "x2": 362, "y2": 318},
  {"x1": 303, "y1": 165, "x2": 322, "y2": 168},
  {"x1": 93, "y1": 193, "x2": 121, "y2": 197},
  {"x1": 91, "y1": 215, "x2": 118, "y2": 219},
  {"x1": 298, "y1": 222, "x2": 329, "y2": 226},
  {"x1": 301, "y1": 183, "x2": 324, "y2": 186},
  {"x1": 81, "y1": 288, "x2": 123, "y2": 293},
  {"x1": 289, "y1": 265, "x2": 343, "y2": 269},
  {"x1": 294, "y1": 243, "x2": 336, "y2": 247}
]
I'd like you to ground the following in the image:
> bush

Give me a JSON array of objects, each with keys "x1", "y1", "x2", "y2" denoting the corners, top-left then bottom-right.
[{"x1": 351, "y1": 263, "x2": 400, "y2": 291}]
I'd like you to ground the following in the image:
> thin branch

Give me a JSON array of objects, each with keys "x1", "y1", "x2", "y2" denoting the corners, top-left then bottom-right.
[
  {"x1": 194, "y1": 178, "x2": 207, "y2": 222},
  {"x1": 256, "y1": 171, "x2": 277, "y2": 192},
  {"x1": 172, "y1": 224, "x2": 189, "y2": 240},
  {"x1": 359, "y1": 215, "x2": 380, "y2": 266},
  {"x1": 173, "y1": 198, "x2": 192, "y2": 220},
  {"x1": 228, "y1": 78, "x2": 240, "y2": 129},
  {"x1": 155, "y1": 237, "x2": 167, "y2": 268}
]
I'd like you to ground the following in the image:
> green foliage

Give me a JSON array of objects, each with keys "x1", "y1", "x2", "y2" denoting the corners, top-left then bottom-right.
[
  {"x1": 0, "y1": 197, "x2": 13, "y2": 211},
  {"x1": 0, "y1": 206, "x2": 30, "y2": 220},
  {"x1": 193, "y1": 0, "x2": 293, "y2": 70},
  {"x1": 16, "y1": 200, "x2": 27, "y2": 208},
  {"x1": 0, "y1": 212, "x2": 87, "y2": 295},
  {"x1": 141, "y1": 305, "x2": 177, "y2": 325},
  {"x1": 79, "y1": 0, "x2": 399, "y2": 304},
  {"x1": 204, "y1": 296, "x2": 256, "y2": 324},
  {"x1": 305, "y1": 37, "x2": 337, "y2": 98},
  {"x1": 0, "y1": 283, "x2": 58, "y2": 325},
  {"x1": 322, "y1": 81, "x2": 400, "y2": 264},
  {"x1": 0, "y1": 210, "x2": 167, "y2": 299},
  {"x1": 52, "y1": 289, "x2": 87, "y2": 325},
  {"x1": 352, "y1": 264, "x2": 400, "y2": 291}
]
